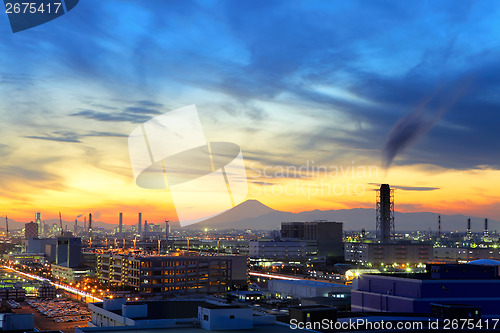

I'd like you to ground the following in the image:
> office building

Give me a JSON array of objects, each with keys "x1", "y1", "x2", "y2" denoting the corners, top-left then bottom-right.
[
  {"x1": 24, "y1": 222, "x2": 38, "y2": 239},
  {"x1": 281, "y1": 221, "x2": 343, "y2": 259},
  {"x1": 96, "y1": 253, "x2": 247, "y2": 296},
  {"x1": 35, "y1": 212, "x2": 42, "y2": 236},
  {"x1": 352, "y1": 260, "x2": 500, "y2": 315},
  {"x1": 56, "y1": 236, "x2": 82, "y2": 267},
  {"x1": 51, "y1": 236, "x2": 87, "y2": 282}
]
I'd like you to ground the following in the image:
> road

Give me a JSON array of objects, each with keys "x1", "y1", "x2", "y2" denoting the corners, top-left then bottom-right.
[{"x1": 2, "y1": 265, "x2": 103, "y2": 303}]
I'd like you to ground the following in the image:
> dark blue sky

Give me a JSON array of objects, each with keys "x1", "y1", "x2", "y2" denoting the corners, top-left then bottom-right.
[{"x1": 1, "y1": 0, "x2": 500, "y2": 219}]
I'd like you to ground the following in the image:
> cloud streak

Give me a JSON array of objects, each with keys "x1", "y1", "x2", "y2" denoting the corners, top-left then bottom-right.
[
  {"x1": 24, "y1": 131, "x2": 127, "y2": 143},
  {"x1": 369, "y1": 183, "x2": 440, "y2": 191}
]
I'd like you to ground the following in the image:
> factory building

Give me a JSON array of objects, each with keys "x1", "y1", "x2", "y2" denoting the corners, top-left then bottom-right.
[
  {"x1": 434, "y1": 246, "x2": 500, "y2": 261},
  {"x1": 345, "y1": 242, "x2": 433, "y2": 266},
  {"x1": 345, "y1": 184, "x2": 433, "y2": 267},
  {"x1": 352, "y1": 260, "x2": 500, "y2": 315}
]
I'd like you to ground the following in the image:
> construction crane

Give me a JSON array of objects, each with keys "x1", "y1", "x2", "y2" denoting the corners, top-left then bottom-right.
[
  {"x1": 59, "y1": 212, "x2": 63, "y2": 236},
  {"x1": 5, "y1": 215, "x2": 8, "y2": 238}
]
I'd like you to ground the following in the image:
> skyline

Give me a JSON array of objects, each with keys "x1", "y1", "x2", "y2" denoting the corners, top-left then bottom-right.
[{"x1": 1, "y1": 1, "x2": 500, "y2": 224}]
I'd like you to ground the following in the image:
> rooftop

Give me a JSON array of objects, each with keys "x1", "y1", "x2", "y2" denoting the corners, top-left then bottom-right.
[
  {"x1": 95, "y1": 300, "x2": 246, "y2": 320},
  {"x1": 77, "y1": 324, "x2": 295, "y2": 333}
]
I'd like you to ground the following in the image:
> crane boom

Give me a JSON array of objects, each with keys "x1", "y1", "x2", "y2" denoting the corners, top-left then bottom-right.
[{"x1": 59, "y1": 212, "x2": 63, "y2": 236}]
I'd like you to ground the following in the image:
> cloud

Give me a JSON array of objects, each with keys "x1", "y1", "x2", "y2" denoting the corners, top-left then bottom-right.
[
  {"x1": 24, "y1": 130, "x2": 127, "y2": 143},
  {"x1": 137, "y1": 100, "x2": 163, "y2": 108},
  {"x1": 2, "y1": 0, "x2": 500, "y2": 172},
  {"x1": 86, "y1": 131, "x2": 128, "y2": 138},
  {"x1": 25, "y1": 132, "x2": 81, "y2": 143},
  {"x1": 71, "y1": 101, "x2": 164, "y2": 123},
  {"x1": 123, "y1": 106, "x2": 162, "y2": 115},
  {"x1": 71, "y1": 109, "x2": 149, "y2": 123},
  {"x1": 368, "y1": 183, "x2": 440, "y2": 191},
  {"x1": 251, "y1": 181, "x2": 276, "y2": 186}
]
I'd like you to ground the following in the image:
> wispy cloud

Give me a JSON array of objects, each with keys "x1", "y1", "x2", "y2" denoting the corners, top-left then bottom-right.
[
  {"x1": 368, "y1": 183, "x2": 440, "y2": 191},
  {"x1": 71, "y1": 101, "x2": 164, "y2": 124},
  {"x1": 24, "y1": 131, "x2": 127, "y2": 143}
]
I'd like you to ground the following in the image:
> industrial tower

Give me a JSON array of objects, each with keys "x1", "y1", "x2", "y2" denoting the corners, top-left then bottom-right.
[
  {"x1": 376, "y1": 184, "x2": 395, "y2": 243},
  {"x1": 467, "y1": 218, "x2": 472, "y2": 240}
]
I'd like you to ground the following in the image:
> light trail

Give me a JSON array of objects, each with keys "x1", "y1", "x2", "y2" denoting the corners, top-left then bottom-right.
[
  {"x1": 2, "y1": 265, "x2": 103, "y2": 303},
  {"x1": 249, "y1": 271, "x2": 301, "y2": 281}
]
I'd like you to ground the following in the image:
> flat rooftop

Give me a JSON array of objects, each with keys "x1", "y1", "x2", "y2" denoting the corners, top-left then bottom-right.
[
  {"x1": 78, "y1": 324, "x2": 295, "y2": 333},
  {"x1": 95, "y1": 300, "x2": 247, "y2": 320}
]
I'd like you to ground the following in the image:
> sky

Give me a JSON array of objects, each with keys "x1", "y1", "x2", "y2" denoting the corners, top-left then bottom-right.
[{"x1": 1, "y1": 0, "x2": 500, "y2": 226}]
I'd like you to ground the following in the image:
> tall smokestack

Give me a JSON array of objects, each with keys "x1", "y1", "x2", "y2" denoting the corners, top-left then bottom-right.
[
  {"x1": 484, "y1": 218, "x2": 489, "y2": 238},
  {"x1": 165, "y1": 220, "x2": 170, "y2": 252},
  {"x1": 138, "y1": 213, "x2": 142, "y2": 234},
  {"x1": 467, "y1": 218, "x2": 472, "y2": 239},
  {"x1": 438, "y1": 215, "x2": 441, "y2": 238},
  {"x1": 119, "y1": 213, "x2": 123, "y2": 234},
  {"x1": 376, "y1": 184, "x2": 394, "y2": 243}
]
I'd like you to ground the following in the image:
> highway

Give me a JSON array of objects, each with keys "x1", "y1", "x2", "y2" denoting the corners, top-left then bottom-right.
[{"x1": 2, "y1": 265, "x2": 103, "y2": 303}]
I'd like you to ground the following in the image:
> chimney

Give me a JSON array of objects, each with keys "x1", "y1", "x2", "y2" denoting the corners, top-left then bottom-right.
[
  {"x1": 376, "y1": 184, "x2": 394, "y2": 243},
  {"x1": 119, "y1": 213, "x2": 123, "y2": 234}
]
